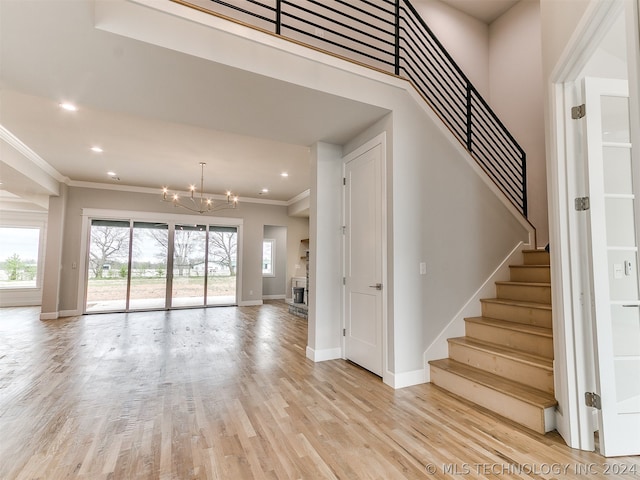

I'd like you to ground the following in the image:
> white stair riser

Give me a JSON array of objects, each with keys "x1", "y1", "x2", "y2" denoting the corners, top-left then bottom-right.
[
  {"x1": 448, "y1": 342, "x2": 554, "y2": 394},
  {"x1": 465, "y1": 321, "x2": 554, "y2": 359},
  {"x1": 510, "y1": 266, "x2": 551, "y2": 283},
  {"x1": 430, "y1": 365, "x2": 549, "y2": 434},
  {"x1": 496, "y1": 284, "x2": 551, "y2": 304},
  {"x1": 480, "y1": 301, "x2": 552, "y2": 328}
]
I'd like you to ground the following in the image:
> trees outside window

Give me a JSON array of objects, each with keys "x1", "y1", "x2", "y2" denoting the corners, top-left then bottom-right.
[{"x1": 0, "y1": 227, "x2": 40, "y2": 288}]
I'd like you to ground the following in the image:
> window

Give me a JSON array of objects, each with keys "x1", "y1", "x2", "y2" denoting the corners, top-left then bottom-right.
[
  {"x1": 83, "y1": 212, "x2": 240, "y2": 312},
  {"x1": 262, "y1": 239, "x2": 275, "y2": 276},
  {"x1": 0, "y1": 226, "x2": 41, "y2": 288}
]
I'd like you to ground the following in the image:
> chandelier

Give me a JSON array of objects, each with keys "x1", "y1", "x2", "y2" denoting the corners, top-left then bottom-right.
[{"x1": 162, "y1": 162, "x2": 238, "y2": 214}]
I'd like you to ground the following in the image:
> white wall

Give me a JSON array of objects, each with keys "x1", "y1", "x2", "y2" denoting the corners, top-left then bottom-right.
[
  {"x1": 95, "y1": 0, "x2": 532, "y2": 383},
  {"x1": 307, "y1": 142, "x2": 343, "y2": 361},
  {"x1": 43, "y1": 185, "x2": 308, "y2": 315},
  {"x1": 412, "y1": 0, "x2": 490, "y2": 97},
  {"x1": 489, "y1": 0, "x2": 548, "y2": 246},
  {"x1": 540, "y1": 0, "x2": 592, "y2": 79},
  {"x1": 414, "y1": 0, "x2": 548, "y2": 246}
]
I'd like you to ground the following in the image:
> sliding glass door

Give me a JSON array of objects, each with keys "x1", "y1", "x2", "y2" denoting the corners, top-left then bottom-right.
[
  {"x1": 86, "y1": 220, "x2": 130, "y2": 313},
  {"x1": 129, "y1": 222, "x2": 168, "y2": 310},
  {"x1": 172, "y1": 224, "x2": 207, "y2": 307},
  {"x1": 207, "y1": 226, "x2": 238, "y2": 306},
  {"x1": 85, "y1": 218, "x2": 238, "y2": 313}
]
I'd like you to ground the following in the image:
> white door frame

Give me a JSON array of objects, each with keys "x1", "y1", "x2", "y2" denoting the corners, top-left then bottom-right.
[
  {"x1": 341, "y1": 132, "x2": 388, "y2": 383},
  {"x1": 547, "y1": 0, "x2": 640, "y2": 450}
]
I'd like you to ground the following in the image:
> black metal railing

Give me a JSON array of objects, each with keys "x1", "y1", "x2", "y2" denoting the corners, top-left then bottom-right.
[{"x1": 174, "y1": 0, "x2": 527, "y2": 216}]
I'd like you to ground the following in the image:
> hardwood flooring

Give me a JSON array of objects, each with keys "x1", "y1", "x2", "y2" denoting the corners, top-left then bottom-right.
[{"x1": 1, "y1": 302, "x2": 638, "y2": 479}]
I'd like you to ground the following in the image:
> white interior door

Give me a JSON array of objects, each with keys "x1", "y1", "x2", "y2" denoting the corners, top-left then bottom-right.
[
  {"x1": 344, "y1": 143, "x2": 384, "y2": 376},
  {"x1": 584, "y1": 77, "x2": 640, "y2": 456}
]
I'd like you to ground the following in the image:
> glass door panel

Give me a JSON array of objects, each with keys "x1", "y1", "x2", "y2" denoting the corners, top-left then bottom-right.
[
  {"x1": 584, "y1": 78, "x2": 640, "y2": 455},
  {"x1": 207, "y1": 226, "x2": 237, "y2": 305},
  {"x1": 86, "y1": 219, "x2": 130, "y2": 312},
  {"x1": 129, "y1": 222, "x2": 168, "y2": 310},
  {"x1": 172, "y1": 224, "x2": 206, "y2": 307}
]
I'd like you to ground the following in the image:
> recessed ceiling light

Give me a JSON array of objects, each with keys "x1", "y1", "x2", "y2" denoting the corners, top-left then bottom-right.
[
  {"x1": 59, "y1": 102, "x2": 78, "y2": 112},
  {"x1": 91, "y1": 146, "x2": 103, "y2": 153},
  {"x1": 262, "y1": 188, "x2": 269, "y2": 193},
  {"x1": 107, "y1": 171, "x2": 117, "y2": 176},
  {"x1": 280, "y1": 172, "x2": 289, "y2": 177}
]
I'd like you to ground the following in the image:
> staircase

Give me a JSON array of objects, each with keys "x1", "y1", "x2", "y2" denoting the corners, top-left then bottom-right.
[{"x1": 429, "y1": 249, "x2": 556, "y2": 434}]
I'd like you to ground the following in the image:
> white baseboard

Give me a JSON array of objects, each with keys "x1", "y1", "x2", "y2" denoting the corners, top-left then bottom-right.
[
  {"x1": 238, "y1": 300, "x2": 263, "y2": 306},
  {"x1": 40, "y1": 312, "x2": 59, "y2": 320},
  {"x1": 383, "y1": 369, "x2": 428, "y2": 389},
  {"x1": 262, "y1": 294, "x2": 286, "y2": 300},
  {"x1": 422, "y1": 241, "x2": 528, "y2": 381},
  {"x1": 59, "y1": 309, "x2": 82, "y2": 318},
  {"x1": 306, "y1": 346, "x2": 341, "y2": 362}
]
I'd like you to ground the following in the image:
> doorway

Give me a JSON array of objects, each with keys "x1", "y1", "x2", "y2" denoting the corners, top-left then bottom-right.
[
  {"x1": 550, "y1": 1, "x2": 640, "y2": 455},
  {"x1": 343, "y1": 136, "x2": 386, "y2": 377}
]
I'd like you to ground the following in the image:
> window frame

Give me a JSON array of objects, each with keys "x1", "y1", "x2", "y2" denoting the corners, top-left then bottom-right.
[
  {"x1": 0, "y1": 214, "x2": 46, "y2": 291},
  {"x1": 262, "y1": 238, "x2": 276, "y2": 277}
]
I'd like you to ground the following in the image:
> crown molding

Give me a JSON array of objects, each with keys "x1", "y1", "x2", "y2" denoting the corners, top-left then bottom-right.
[{"x1": 0, "y1": 124, "x2": 69, "y2": 184}]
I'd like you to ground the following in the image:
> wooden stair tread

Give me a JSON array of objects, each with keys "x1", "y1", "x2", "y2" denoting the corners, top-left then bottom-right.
[
  {"x1": 495, "y1": 281, "x2": 550, "y2": 287},
  {"x1": 465, "y1": 317, "x2": 553, "y2": 338},
  {"x1": 522, "y1": 249, "x2": 548, "y2": 254},
  {"x1": 480, "y1": 298, "x2": 552, "y2": 311},
  {"x1": 509, "y1": 264, "x2": 550, "y2": 269},
  {"x1": 429, "y1": 358, "x2": 557, "y2": 408},
  {"x1": 448, "y1": 337, "x2": 553, "y2": 370}
]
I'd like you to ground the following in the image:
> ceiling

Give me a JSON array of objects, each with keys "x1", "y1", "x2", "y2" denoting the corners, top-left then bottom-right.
[
  {"x1": 0, "y1": 0, "x2": 388, "y2": 210},
  {"x1": 0, "y1": 0, "x2": 519, "y2": 212},
  {"x1": 438, "y1": 0, "x2": 521, "y2": 23}
]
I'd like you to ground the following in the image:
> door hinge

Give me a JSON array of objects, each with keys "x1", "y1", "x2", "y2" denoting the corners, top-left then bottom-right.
[
  {"x1": 343, "y1": 328, "x2": 346, "y2": 336},
  {"x1": 575, "y1": 196, "x2": 590, "y2": 211},
  {"x1": 342, "y1": 225, "x2": 346, "y2": 234},
  {"x1": 571, "y1": 104, "x2": 586, "y2": 119},
  {"x1": 342, "y1": 277, "x2": 346, "y2": 285},
  {"x1": 585, "y1": 392, "x2": 601, "y2": 410},
  {"x1": 343, "y1": 177, "x2": 346, "y2": 186}
]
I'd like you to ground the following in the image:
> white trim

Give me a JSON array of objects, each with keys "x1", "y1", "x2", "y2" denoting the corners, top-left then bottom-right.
[
  {"x1": 422, "y1": 241, "x2": 527, "y2": 382},
  {"x1": 238, "y1": 300, "x2": 263, "y2": 306},
  {"x1": 81, "y1": 208, "x2": 243, "y2": 226},
  {"x1": 59, "y1": 309, "x2": 82, "y2": 318},
  {"x1": 78, "y1": 208, "x2": 243, "y2": 313},
  {"x1": 287, "y1": 189, "x2": 310, "y2": 205},
  {"x1": 70, "y1": 180, "x2": 289, "y2": 206},
  {"x1": 383, "y1": 369, "x2": 428, "y2": 389},
  {"x1": 262, "y1": 294, "x2": 285, "y2": 300},
  {"x1": 546, "y1": 0, "x2": 630, "y2": 451},
  {"x1": 262, "y1": 238, "x2": 276, "y2": 277},
  {"x1": 0, "y1": 214, "x2": 48, "y2": 306},
  {"x1": 0, "y1": 124, "x2": 69, "y2": 183},
  {"x1": 39, "y1": 312, "x2": 59, "y2": 320},
  {"x1": 306, "y1": 346, "x2": 341, "y2": 362},
  {"x1": 341, "y1": 132, "x2": 388, "y2": 383}
]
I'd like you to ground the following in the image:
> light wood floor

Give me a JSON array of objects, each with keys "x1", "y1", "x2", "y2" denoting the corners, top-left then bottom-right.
[{"x1": 1, "y1": 302, "x2": 638, "y2": 479}]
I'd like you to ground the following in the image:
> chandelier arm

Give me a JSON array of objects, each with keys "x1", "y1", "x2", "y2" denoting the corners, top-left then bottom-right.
[{"x1": 161, "y1": 162, "x2": 238, "y2": 215}]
